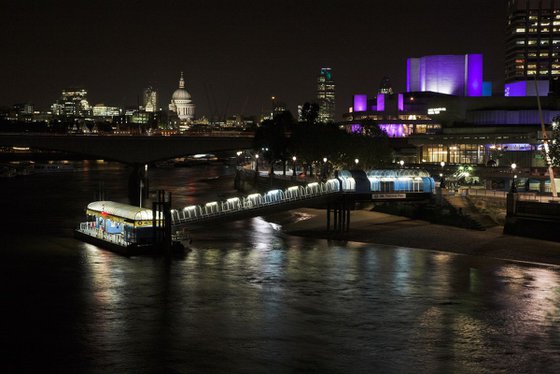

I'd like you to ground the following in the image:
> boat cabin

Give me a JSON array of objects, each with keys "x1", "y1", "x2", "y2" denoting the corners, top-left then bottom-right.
[{"x1": 77, "y1": 201, "x2": 161, "y2": 247}]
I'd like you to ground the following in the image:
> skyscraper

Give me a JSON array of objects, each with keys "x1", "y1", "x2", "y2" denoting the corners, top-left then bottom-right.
[
  {"x1": 143, "y1": 86, "x2": 157, "y2": 112},
  {"x1": 505, "y1": 0, "x2": 560, "y2": 92},
  {"x1": 317, "y1": 67, "x2": 335, "y2": 123}
]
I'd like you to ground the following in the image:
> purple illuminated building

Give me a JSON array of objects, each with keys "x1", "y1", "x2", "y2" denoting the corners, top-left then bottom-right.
[
  {"x1": 376, "y1": 94, "x2": 385, "y2": 112},
  {"x1": 504, "y1": 80, "x2": 550, "y2": 97},
  {"x1": 407, "y1": 54, "x2": 483, "y2": 97},
  {"x1": 353, "y1": 94, "x2": 367, "y2": 112}
]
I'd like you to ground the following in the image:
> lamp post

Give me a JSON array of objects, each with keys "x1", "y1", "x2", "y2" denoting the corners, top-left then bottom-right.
[
  {"x1": 510, "y1": 163, "x2": 517, "y2": 192},
  {"x1": 292, "y1": 156, "x2": 297, "y2": 177},
  {"x1": 236, "y1": 151, "x2": 242, "y2": 166},
  {"x1": 354, "y1": 158, "x2": 359, "y2": 168},
  {"x1": 255, "y1": 154, "x2": 259, "y2": 174},
  {"x1": 399, "y1": 160, "x2": 404, "y2": 168},
  {"x1": 322, "y1": 157, "x2": 328, "y2": 180}
]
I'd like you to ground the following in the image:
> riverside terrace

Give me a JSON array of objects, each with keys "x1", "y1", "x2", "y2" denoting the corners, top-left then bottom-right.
[{"x1": 0, "y1": 132, "x2": 253, "y2": 164}]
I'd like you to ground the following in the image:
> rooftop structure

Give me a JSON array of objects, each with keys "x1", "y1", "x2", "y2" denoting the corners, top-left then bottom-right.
[{"x1": 407, "y1": 54, "x2": 483, "y2": 97}]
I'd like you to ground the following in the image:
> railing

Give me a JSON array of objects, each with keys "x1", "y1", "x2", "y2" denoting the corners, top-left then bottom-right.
[
  {"x1": 171, "y1": 179, "x2": 342, "y2": 226},
  {"x1": 172, "y1": 173, "x2": 436, "y2": 227},
  {"x1": 77, "y1": 222, "x2": 130, "y2": 247},
  {"x1": 466, "y1": 188, "x2": 560, "y2": 203}
]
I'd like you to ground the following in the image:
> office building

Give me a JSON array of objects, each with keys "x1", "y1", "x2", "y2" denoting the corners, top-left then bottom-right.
[
  {"x1": 143, "y1": 86, "x2": 158, "y2": 112},
  {"x1": 51, "y1": 88, "x2": 91, "y2": 117},
  {"x1": 505, "y1": 0, "x2": 560, "y2": 94},
  {"x1": 317, "y1": 67, "x2": 335, "y2": 122}
]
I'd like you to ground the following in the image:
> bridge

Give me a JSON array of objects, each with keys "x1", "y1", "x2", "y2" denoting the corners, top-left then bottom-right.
[
  {"x1": 0, "y1": 132, "x2": 254, "y2": 164},
  {"x1": 170, "y1": 169, "x2": 435, "y2": 232},
  {"x1": 75, "y1": 169, "x2": 435, "y2": 254}
]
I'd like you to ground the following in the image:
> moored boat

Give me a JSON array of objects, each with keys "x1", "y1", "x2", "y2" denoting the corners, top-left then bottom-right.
[{"x1": 74, "y1": 201, "x2": 187, "y2": 256}]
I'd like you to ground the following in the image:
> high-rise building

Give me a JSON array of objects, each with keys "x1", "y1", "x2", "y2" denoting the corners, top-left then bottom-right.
[
  {"x1": 143, "y1": 86, "x2": 157, "y2": 112},
  {"x1": 317, "y1": 67, "x2": 335, "y2": 123},
  {"x1": 51, "y1": 88, "x2": 91, "y2": 117},
  {"x1": 505, "y1": 0, "x2": 560, "y2": 93},
  {"x1": 169, "y1": 72, "x2": 195, "y2": 122}
]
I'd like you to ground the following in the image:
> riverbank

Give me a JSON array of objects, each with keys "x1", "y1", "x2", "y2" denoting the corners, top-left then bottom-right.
[{"x1": 280, "y1": 208, "x2": 560, "y2": 266}]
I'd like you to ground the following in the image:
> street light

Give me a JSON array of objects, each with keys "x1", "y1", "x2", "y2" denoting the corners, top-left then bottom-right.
[
  {"x1": 236, "y1": 151, "x2": 242, "y2": 166},
  {"x1": 440, "y1": 161, "x2": 445, "y2": 168},
  {"x1": 399, "y1": 160, "x2": 404, "y2": 168},
  {"x1": 323, "y1": 157, "x2": 327, "y2": 163},
  {"x1": 292, "y1": 156, "x2": 297, "y2": 177},
  {"x1": 354, "y1": 158, "x2": 359, "y2": 167},
  {"x1": 510, "y1": 163, "x2": 517, "y2": 192},
  {"x1": 255, "y1": 154, "x2": 259, "y2": 173}
]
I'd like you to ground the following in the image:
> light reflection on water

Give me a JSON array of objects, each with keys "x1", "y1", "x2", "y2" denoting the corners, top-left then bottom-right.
[{"x1": 1, "y1": 162, "x2": 560, "y2": 373}]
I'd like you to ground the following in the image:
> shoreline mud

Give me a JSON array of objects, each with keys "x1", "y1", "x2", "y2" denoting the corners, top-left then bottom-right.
[{"x1": 278, "y1": 208, "x2": 560, "y2": 266}]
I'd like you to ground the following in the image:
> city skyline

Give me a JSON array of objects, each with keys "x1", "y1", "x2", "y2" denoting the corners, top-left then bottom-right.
[{"x1": 1, "y1": 0, "x2": 506, "y2": 118}]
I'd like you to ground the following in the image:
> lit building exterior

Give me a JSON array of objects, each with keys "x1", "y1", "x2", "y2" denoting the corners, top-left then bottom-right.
[
  {"x1": 345, "y1": 91, "x2": 560, "y2": 167},
  {"x1": 344, "y1": 51, "x2": 560, "y2": 168},
  {"x1": 92, "y1": 104, "x2": 121, "y2": 118},
  {"x1": 51, "y1": 88, "x2": 91, "y2": 117},
  {"x1": 407, "y1": 54, "x2": 483, "y2": 97},
  {"x1": 317, "y1": 67, "x2": 335, "y2": 122},
  {"x1": 143, "y1": 86, "x2": 158, "y2": 112},
  {"x1": 169, "y1": 72, "x2": 195, "y2": 122},
  {"x1": 505, "y1": 0, "x2": 560, "y2": 93}
]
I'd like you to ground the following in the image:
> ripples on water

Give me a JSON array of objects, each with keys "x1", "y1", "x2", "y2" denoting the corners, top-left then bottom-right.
[{"x1": 1, "y1": 162, "x2": 560, "y2": 373}]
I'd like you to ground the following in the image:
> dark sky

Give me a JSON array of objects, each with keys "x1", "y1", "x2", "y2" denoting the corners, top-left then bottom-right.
[{"x1": 0, "y1": 0, "x2": 506, "y2": 119}]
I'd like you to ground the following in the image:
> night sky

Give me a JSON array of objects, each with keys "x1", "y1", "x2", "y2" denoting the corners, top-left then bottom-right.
[{"x1": 1, "y1": 0, "x2": 506, "y2": 119}]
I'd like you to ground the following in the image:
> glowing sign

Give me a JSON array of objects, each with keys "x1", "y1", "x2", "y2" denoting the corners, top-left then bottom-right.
[{"x1": 427, "y1": 107, "x2": 447, "y2": 115}]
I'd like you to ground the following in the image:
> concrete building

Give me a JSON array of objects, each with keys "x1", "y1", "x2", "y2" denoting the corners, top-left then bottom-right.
[{"x1": 407, "y1": 54, "x2": 484, "y2": 97}]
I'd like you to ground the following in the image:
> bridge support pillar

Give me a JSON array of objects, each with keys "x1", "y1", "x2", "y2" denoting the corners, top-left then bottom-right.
[
  {"x1": 152, "y1": 190, "x2": 172, "y2": 255},
  {"x1": 326, "y1": 196, "x2": 352, "y2": 233}
]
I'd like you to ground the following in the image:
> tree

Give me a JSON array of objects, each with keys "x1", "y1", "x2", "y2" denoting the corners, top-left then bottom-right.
[
  {"x1": 253, "y1": 111, "x2": 294, "y2": 175},
  {"x1": 300, "y1": 102, "x2": 319, "y2": 125},
  {"x1": 547, "y1": 118, "x2": 560, "y2": 167}
]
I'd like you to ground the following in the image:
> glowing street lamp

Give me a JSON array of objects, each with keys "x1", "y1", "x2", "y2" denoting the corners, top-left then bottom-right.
[
  {"x1": 354, "y1": 158, "x2": 359, "y2": 167},
  {"x1": 510, "y1": 163, "x2": 517, "y2": 192},
  {"x1": 399, "y1": 160, "x2": 404, "y2": 168},
  {"x1": 255, "y1": 154, "x2": 259, "y2": 173},
  {"x1": 236, "y1": 151, "x2": 242, "y2": 166},
  {"x1": 292, "y1": 156, "x2": 297, "y2": 177}
]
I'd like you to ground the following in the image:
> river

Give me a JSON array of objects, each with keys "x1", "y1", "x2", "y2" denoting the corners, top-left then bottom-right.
[{"x1": 1, "y1": 161, "x2": 560, "y2": 373}]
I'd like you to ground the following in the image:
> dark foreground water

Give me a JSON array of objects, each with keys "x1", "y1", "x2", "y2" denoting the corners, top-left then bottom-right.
[{"x1": 1, "y1": 162, "x2": 560, "y2": 373}]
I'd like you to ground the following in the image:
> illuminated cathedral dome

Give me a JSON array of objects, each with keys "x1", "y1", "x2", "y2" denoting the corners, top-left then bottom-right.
[
  {"x1": 169, "y1": 72, "x2": 195, "y2": 121},
  {"x1": 172, "y1": 73, "x2": 191, "y2": 100}
]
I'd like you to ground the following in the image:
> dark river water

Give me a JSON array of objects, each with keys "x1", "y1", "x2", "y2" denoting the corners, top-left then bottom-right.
[{"x1": 1, "y1": 162, "x2": 560, "y2": 373}]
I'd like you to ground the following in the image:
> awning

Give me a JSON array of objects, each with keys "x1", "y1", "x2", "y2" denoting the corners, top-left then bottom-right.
[{"x1": 86, "y1": 201, "x2": 159, "y2": 222}]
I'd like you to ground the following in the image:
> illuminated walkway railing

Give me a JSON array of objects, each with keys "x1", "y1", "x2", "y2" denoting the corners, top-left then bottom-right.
[
  {"x1": 170, "y1": 169, "x2": 435, "y2": 226},
  {"x1": 171, "y1": 179, "x2": 341, "y2": 225}
]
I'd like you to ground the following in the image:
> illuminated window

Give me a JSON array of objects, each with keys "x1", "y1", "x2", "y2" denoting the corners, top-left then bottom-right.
[{"x1": 516, "y1": 28, "x2": 526, "y2": 32}]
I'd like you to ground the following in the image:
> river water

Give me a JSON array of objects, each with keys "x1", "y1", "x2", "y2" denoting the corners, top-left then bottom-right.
[{"x1": 1, "y1": 162, "x2": 560, "y2": 373}]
